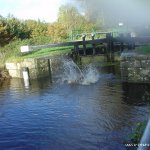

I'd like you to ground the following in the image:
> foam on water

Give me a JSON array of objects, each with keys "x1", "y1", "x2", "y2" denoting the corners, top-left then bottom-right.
[{"x1": 61, "y1": 59, "x2": 99, "y2": 85}]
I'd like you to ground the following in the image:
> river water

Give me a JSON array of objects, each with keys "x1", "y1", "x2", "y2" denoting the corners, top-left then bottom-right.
[{"x1": 0, "y1": 66, "x2": 149, "y2": 150}]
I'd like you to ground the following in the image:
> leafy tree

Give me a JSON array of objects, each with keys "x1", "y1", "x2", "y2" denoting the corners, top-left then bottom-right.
[
  {"x1": 48, "y1": 22, "x2": 68, "y2": 42},
  {"x1": 0, "y1": 16, "x2": 9, "y2": 46},
  {"x1": 25, "y1": 19, "x2": 48, "y2": 38},
  {"x1": 57, "y1": 4, "x2": 81, "y2": 31},
  {"x1": 6, "y1": 16, "x2": 31, "y2": 39},
  {"x1": 0, "y1": 15, "x2": 30, "y2": 46},
  {"x1": 57, "y1": 4, "x2": 96, "y2": 38}
]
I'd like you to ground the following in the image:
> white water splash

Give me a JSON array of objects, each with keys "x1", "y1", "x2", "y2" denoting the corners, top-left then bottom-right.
[
  {"x1": 81, "y1": 64, "x2": 99, "y2": 85},
  {"x1": 61, "y1": 59, "x2": 99, "y2": 85}
]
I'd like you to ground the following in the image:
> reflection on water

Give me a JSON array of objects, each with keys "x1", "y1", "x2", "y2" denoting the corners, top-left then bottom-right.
[{"x1": 0, "y1": 70, "x2": 149, "y2": 150}]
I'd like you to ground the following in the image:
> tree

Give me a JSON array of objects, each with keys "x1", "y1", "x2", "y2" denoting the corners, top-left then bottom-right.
[
  {"x1": 47, "y1": 22, "x2": 68, "y2": 42},
  {"x1": 0, "y1": 15, "x2": 30, "y2": 46},
  {"x1": 0, "y1": 16, "x2": 8, "y2": 46},
  {"x1": 57, "y1": 4, "x2": 82, "y2": 31},
  {"x1": 25, "y1": 19, "x2": 48, "y2": 38},
  {"x1": 57, "y1": 4, "x2": 96, "y2": 36},
  {"x1": 6, "y1": 16, "x2": 30, "y2": 39}
]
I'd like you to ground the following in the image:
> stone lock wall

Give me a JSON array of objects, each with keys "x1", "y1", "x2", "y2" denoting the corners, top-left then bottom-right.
[
  {"x1": 5, "y1": 56, "x2": 68, "y2": 79},
  {"x1": 120, "y1": 52, "x2": 150, "y2": 83},
  {"x1": 5, "y1": 58, "x2": 50, "y2": 79}
]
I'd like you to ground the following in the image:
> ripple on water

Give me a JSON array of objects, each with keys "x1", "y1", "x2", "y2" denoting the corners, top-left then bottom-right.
[{"x1": 0, "y1": 76, "x2": 149, "y2": 150}]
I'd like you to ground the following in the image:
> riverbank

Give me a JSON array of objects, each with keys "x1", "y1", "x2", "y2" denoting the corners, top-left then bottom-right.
[{"x1": 0, "y1": 45, "x2": 74, "y2": 80}]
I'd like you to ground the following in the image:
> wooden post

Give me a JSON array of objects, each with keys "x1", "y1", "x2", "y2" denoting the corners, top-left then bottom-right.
[
  {"x1": 74, "y1": 44, "x2": 79, "y2": 54},
  {"x1": 110, "y1": 34, "x2": 114, "y2": 62},
  {"x1": 120, "y1": 33, "x2": 124, "y2": 52},
  {"x1": 91, "y1": 33, "x2": 96, "y2": 55},
  {"x1": 48, "y1": 59, "x2": 52, "y2": 83},
  {"x1": 106, "y1": 33, "x2": 112, "y2": 62},
  {"x1": 82, "y1": 34, "x2": 86, "y2": 55},
  {"x1": 130, "y1": 32, "x2": 136, "y2": 49},
  {"x1": 126, "y1": 33, "x2": 132, "y2": 50}
]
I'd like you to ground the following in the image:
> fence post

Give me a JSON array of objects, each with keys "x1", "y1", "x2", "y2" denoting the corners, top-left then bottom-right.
[
  {"x1": 91, "y1": 33, "x2": 96, "y2": 55},
  {"x1": 111, "y1": 33, "x2": 114, "y2": 62},
  {"x1": 106, "y1": 33, "x2": 113, "y2": 62},
  {"x1": 74, "y1": 44, "x2": 79, "y2": 54},
  {"x1": 120, "y1": 33, "x2": 124, "y2": 52},
  {"x1": 126, "y1": 33, "x2": 132, "y2": 50},
  {"x1": 48, "y1": 59, "x2": 52, "y2": 83},
  {"x1": 82, "y1": 34, "x2": 86, "y2": 55}
]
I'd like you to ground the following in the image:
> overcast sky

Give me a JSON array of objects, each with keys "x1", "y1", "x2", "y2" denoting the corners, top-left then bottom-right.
[
  {"x1": 76, "y1": 0, "x2": 150, "y2": 27},
  {"x1": 0, "y1": 0, "x2": 70, "y2": 22}
]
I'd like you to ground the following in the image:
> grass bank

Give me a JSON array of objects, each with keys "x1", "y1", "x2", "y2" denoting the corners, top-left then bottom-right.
[
  {"x1": 135, "y1": 45, "x2": 150, "y2": 54},
  {"x1": 1, "y1": 43, "x2": 73, "y2": 64},
  {"x1": 0, "y1": 38, "x2": 71, "y2": 64},
  {"x1": 6, "y1": 46, "x2": 73, "y2": 63}
]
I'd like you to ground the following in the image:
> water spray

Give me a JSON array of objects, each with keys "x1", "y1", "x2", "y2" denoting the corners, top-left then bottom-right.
[{"x1": 61, "y1": 58, "x2": 99, "y2": 85}]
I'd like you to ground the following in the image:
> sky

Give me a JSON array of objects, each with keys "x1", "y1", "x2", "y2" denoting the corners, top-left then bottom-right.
[
  {"x1": 0, "y1": 0, "x2": 71, "y2": 22},
  {"x1": 1, "y1": 0, "x2": 150, "y2": 28},
  {"x1": 77, "y1": 0, "x2": 150, "y2": 27}
]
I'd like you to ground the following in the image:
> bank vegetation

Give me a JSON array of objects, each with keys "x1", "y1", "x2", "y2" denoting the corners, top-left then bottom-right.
[{"x1": 0, "y1": 4, "x2": 102, "y2": 65}]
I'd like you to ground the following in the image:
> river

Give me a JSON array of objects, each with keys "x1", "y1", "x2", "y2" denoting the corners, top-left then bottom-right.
[{"x1": 0, "y1": 66, "x2": 149, "y2": 150}]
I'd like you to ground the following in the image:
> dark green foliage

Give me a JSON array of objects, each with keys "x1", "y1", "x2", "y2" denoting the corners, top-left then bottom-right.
[
  {"x1": 25, "y1": 19, "x2": 48, "y2": 38},
  {"x1": 6, "y1": 17, "x2": 31, "y2": 40},
  {"x1": 135, "y1": 45, "x2": 150, "y2": 54},
  {"x1": 0, "y1": 16, "x2": 31, "y2": 46},
  {"x1": 130, "y1": 121, "x2": 147, "y2": 144},
  {"x1": 124, "y1": 121, "x2": 147, "y2": 150}
]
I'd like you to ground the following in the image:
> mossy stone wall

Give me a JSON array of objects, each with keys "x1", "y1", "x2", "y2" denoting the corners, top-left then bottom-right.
[{"x1": 121, "y1": 52, "x2": 150, "y2": 83}]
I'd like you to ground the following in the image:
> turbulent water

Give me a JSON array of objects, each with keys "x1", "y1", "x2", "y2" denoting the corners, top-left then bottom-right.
[{"x1": 61, "y1": 59, "x2": 99, "y2": 85}]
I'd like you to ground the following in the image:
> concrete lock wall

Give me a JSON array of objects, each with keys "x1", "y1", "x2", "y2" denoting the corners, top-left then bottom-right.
[
  {"x1": 121, "y1": 52, "x2": 150, "y2": 83},
  {"x1": 5, "y1": 58, "x2": 50, "y2": 79}
]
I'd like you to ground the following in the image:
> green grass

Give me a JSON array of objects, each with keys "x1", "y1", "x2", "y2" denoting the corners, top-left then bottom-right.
[
  {"x1": 23, "y1": 46, "x2": 73, "y2": 58},
  {"x1": 6, "y1": 46, "x2": 73, "y2": 62},
  {"x1": 0, "y1": 38, "x2": 73, "y2": 64},
  {"x1": 135, "y1": 45, "x2": 150, "y2": 54}
]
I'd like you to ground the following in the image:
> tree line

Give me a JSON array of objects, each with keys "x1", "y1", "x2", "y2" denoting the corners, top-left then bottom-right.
[{"x1": 0, "y1": 4, "x2": 99, "y2": 47}]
